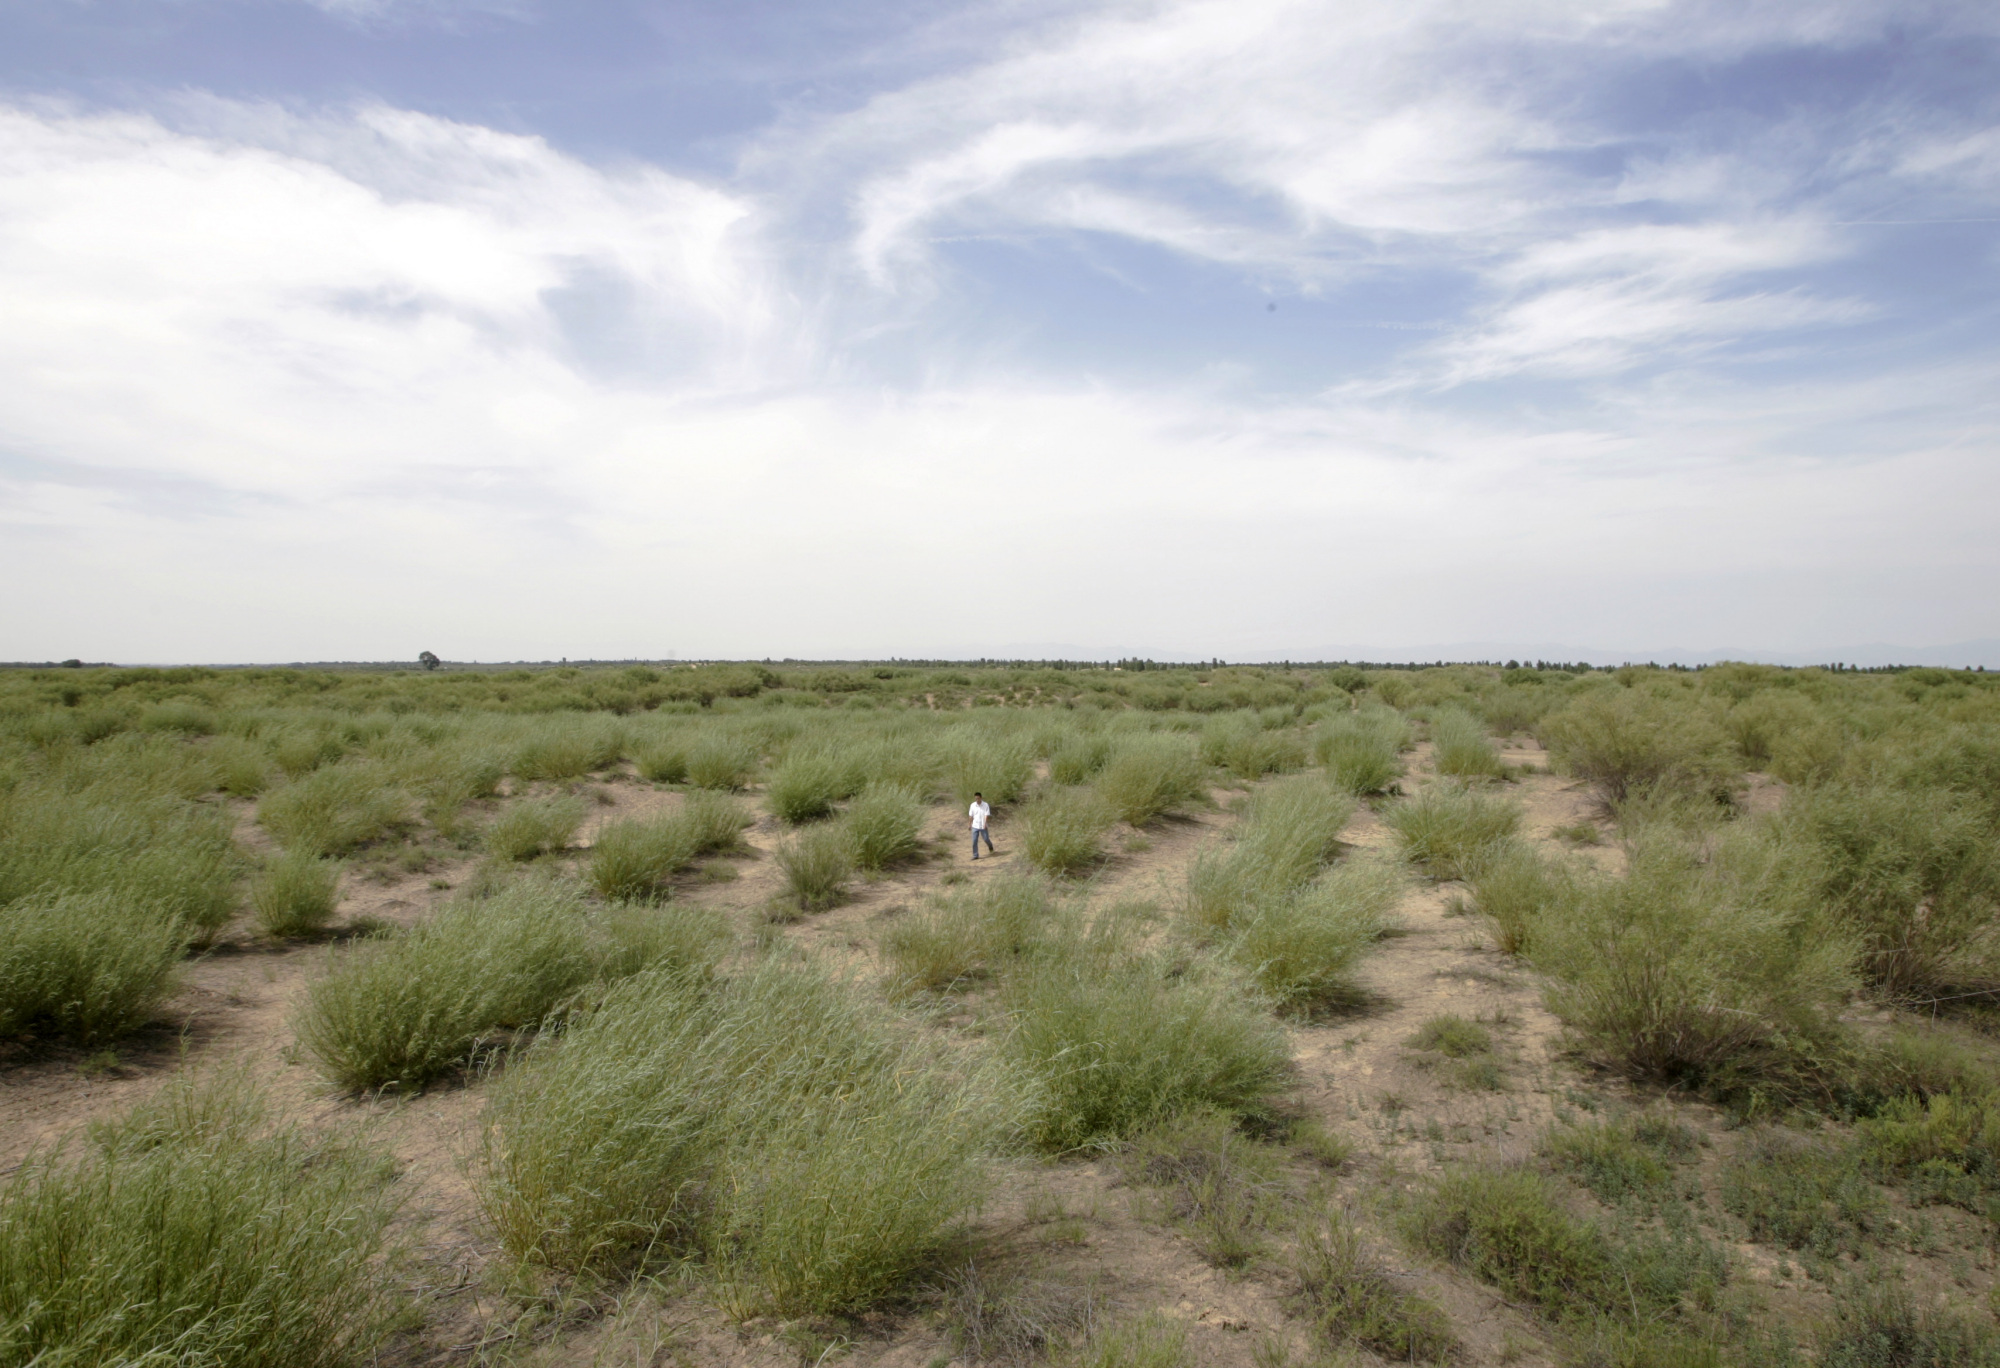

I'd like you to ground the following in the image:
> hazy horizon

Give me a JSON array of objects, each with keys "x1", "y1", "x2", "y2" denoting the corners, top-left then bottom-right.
[{"x1": 3, "y1": 0, "x2": 1996, "y2": 662}]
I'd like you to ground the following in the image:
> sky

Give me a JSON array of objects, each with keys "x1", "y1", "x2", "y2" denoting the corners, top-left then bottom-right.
[{"x1": 1, "y1": 0, "x2": 1997, "y2": 665}]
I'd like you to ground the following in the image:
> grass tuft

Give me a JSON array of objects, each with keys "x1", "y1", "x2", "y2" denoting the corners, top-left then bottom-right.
[
  {"x1": 485, "y1": 795, "x2": 587, "y2": 861},
  {"x1": 0, "y1": 892, "x2": 187, "y2": 1043},
  {"x1": 1381, "y1": 782, "x2": 1521, "y2": 881},
  {"x1": 251, "y1": 849, "x2": 342, "y2": 937},
  {"x1": 1094, "y1": 738, "x2": 1208, "y2": 826},
  {"x1": 1022, "y1": 786, "x2": 1116, "y2": 877},
  {"x1": 1294, "y1": 1209, "x2": 1457, "y2": 1364},
  {"x1": 844, "y1": 783, "x2": 926, "y2": 870},
  {"x1": 775, "y1": 824, "x2": 854, "y2": 912}
]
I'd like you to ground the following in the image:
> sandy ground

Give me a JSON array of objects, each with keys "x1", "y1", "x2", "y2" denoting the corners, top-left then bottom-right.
[{"x1": 4, "y1": 736, "x2": 1989, "y2": 1367}]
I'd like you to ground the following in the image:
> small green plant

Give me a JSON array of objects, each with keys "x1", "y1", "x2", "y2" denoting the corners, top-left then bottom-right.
[
  {"x1": 1720, "y1": 1131, "x2": 1885, "y2": 1258},
  {"x1": 251, "y1": 850, "x2": 342, "y2": 937},
  {"x1": 1407, "y1": 1014, "x2": 1492, "y2": 1058},
  {"x1": 588, "y1": 792, "x2": 746, "y2": 900},
  {"x1": 685, "y1": 735, "x2": 758, "y2": 790},
  {"x1": 258, "y1": 762, "x2": 409, "y2": 855},
  {"x1": 1121, "y1": 1110, "x2": 1283, "y2": 1266},
  {"x1": 1226, "y1": 857, "x2": 1402, "y2": 1015},
  {"x1": 775, "y1": 824, "x2": 854, "y2": 911},
  {"x1": 1430, "y1": 706, "x2": 1504, "y2": 780},
  {"x1": 1381, "y1": 782, "x2": 1521, "y2": 880},
  {"x1": 1539, "y1": 1114, "x2": 1700, "y2": 1205},
  {"x1": 1294, "y1": 1209, "x2": 1457, "y2": 1364},
  {"x1": 1094, "y1": 738, "x2": 1208, "y2": 825},
  {"x1": 1815, "y1": 1278, "x2": 2000, "y2": 1368},
  {"x1": 1006, "y1": 955, "x2": 1290, "y2": 1152},
  {"x1": 1467, "y1": 840, "x2": 1573, "y2": 955},
  {"x1": 843, "y1": 783, "x2": 925, "y2": 870},
  {"x1": 1551, "y1": 822, "x2": 1602, "y2": 846},
  {"x1": 1315, "y1": 711, "x2": 1407, "y2": 795},
  {"x1": 882, "y1": 872, "x2": 1063, "y2": 995},
  {"x1": 1022, "y1": 786, "x2": 1116, "y2": 877},
  {"x1": 0, "y1": 1070, "x2": 405, "y2": 1368},
  {"x1": 766, "y1": 749, "x2": 855, "y2": 824},
  {"x1": 485, "y1": 795, "x2": 586, "y2": 861},
  {"x1": 635, "y1": 738, "x2": 690, "y2": 783},
  {"x1": 1059, "y1": 1313, "x2": 1190, "y2": 1368},
  {"x1": 0, "y1": 892, "x2": 187, "y2": 1044}
]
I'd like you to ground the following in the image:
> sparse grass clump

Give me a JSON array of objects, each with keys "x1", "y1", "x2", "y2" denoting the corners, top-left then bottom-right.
[
  {"x1": 1006, "y1": 955, "x2": 1290, "y2": 1152},
  {"x1": 1022, "y1": 786, "x2": 1116, "y2": 876},
  {"x1": 485, "y1": 794, "x2": 586, "y2": 861},
  {"x1": 480, "y1": 958, "x2": 1006, "y2": 1314},
  {"x1": 251, "y1": 850, "x2": 342, "y2": 937},
  {"x1": 293, "y1": 881, "x2": 607, "y2": 1091},
  {"x1": 1381, "y1": 781, "x2": 1521, "y2": 880},
  {"x1": 1720, "y1": 1131, "x2": 1884, "y2": 1258},
  {"x1": 1429, "y1": 706, "x2": 1504, "y2": 780},
  {"x1": 588, "y1": 792, "x2": 746, "y2": 900},
  {"x1": 1407, "y1": 1014, "x2": 1492, "y2": 1058},
  {"x1": 0, "y1": 892, "x2": 187, "y2": 1043},
  {"x1": 1539, "y1": 1113, "x2": 1701, "y2": 1206},
  {"x1": 1121, "y1": 1110, "x2": 1283, "y2": 1266},
  {"x1": 0, "y1": 1070, "x2": 404, "y2": 1368},
  {"x1": 883, "y1": 872, "x2": 1062, "y2": 994},
  {"x1": 1184, "y1": 776, "x2": 1355, "y2": 934},
  {"x1": 843, "y1": 783, "x2": 925, "y2": 870},
  {"x1": 1094, "y1": 738, "x2": 1208, "y2": 825},
  {"x1": 1316, "y1": 714, "x2": 1406, "y2": 795},
  {"x1": 1467, "y1": 840, "x2": 1574, "y2": 955},
  {"x1": 511, "y1": 718, "x2": 625, "y2": 781},
  {"x1": 765, "y1": 748, "x2": 854, "y2": 824},
  {"x1": 1200, "y1": 718, "x2": 1307, "y2": 782},
  {"x1": 1060, "y1": 1314, "x2": 1190, "y2": 1368},
  {"x1": 635, "y1": 738, "x2": 689, "y2": 783},
  {"x1": 685, "y1": 735, "x2": 758, "y2": 790},
  {"x1": 937, "y1": 1259, "x2": 1100, "y2": 1364},
  {"x1": 1816, "y1": 1278, "x2": 2000, "y2": 1368},
  {"x1": 259, "y1": 762, "x2": 409, "y2": 855},
  {"x1": 774, "y1": 824, "x2": 854, "y2": 912},
  {"x1": 1294, "y1": 1209, "x2": 1457, "y2": 1364}
]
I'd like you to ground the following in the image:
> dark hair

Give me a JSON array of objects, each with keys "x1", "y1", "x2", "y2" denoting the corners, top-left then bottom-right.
[{"x1": 973, "y1": 792, "x2": 983, "y2": 798}]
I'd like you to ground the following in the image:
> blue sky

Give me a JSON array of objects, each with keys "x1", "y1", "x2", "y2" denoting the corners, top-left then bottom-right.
[{"x1": 1, "y1": 0, "x2": 1996, "y2": 663}]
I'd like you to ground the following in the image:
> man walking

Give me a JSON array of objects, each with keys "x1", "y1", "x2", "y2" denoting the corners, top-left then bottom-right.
[{"x1": 969, "y1": 792, "x2": 994, "y2": 858}]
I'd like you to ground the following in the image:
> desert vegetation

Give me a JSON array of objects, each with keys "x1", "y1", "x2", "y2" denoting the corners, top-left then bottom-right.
[{"x1": 3, "y1": 655, "x2": 2000, "y2": 1365}]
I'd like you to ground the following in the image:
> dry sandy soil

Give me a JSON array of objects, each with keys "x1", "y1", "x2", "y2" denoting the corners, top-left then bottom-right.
[{"x1": 3, "y1": 740, "x2": 1990, "y2": 1367}]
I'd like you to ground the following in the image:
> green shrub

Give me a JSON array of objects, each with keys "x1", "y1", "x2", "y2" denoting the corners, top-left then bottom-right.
[
  {"x1": 1407, "y1": 1013, "x2": 1493, "y2": 1057},
  {"x1": 1294, "y1": 1209, "x2": 1457, "y2": 1364},
  {"x1": 259, "y1": 762, "x2": 409, "y2": 855},
  {"x1": 485, "y1": 795, "x2": 586, "y2": 861},
  {"x1": 1539, "y1": 1114, "x2": 1699, "y2": 1206},
  {"x1": 1541, "y1": 688, "x2": 1736, "y2": 808},
  {"x1": 775, "y1": 824, "x2": 853, "y2": 912},
  {"x1": 1467, "y1": 840, "x2": 1576, "y2": 955},
  {"x1": 941, "y1": 734, "x2": 1035, "y2": 805},
  {"x1": 635, "y1": 739, "x2": 690, "y2": 783},
  {"x1": 882, "y1": 872, "x2": 1063, "y2": 994},
  {"x1": 293, "y1": 881, "x2": 604, "y2": 1091},
  {"x1": 0, "y1": 892, "x2": 187, "y2": 1043},
  {"x1": 404, "y1": 748, "x2": 504, "y2": 841},
  {"x1": 1315, "y1": 716, "x2": 1404, "y2": 795},
  {"x1": 207, "y1": 734, "x2": 273, "y2": 796},
  {"x1": 1720, "y1": 1132, "x2": 1884, "y2": 1257},
  {"x1": 1403, "y1": 1167, "x2": 1725, "y2": 1324},
  {"x1": 1429, "y1": 706, "x2": 1505, "y2": 780},
  {"x1": 590, "y1": 902, "x2": 733, "y2": 982},
  {"x1": 1060, "y1": 1314, "x2": 1190, "y2": 1368},
  {"x1": 844, "y1": 783, "x2": 926, "y2": 870},
  {"x1": 271, "y1": 726, "x2": 347, "y2": 778},
  {"x1": 1816, "y1": 1278, "x2": 2000, "y2": 1368},
  {"x1": 1855, "y1": 1091, "x2": 2000, "y2": 1214},
  {"x1": 1048, "y1": 734, "x2": 1114, "y2": 785},
  {"x1": 1381, "y1": 782, "x2": 1520, "y2": 880},
  {"x1": 686, "y1": 734, "x2": 758, "y2": 790},
  {"x1": 765, "y1": 749, "x2": 853, "y2": 824},
  {"x1": 1527, "y1": 826, "x2": 1854, "y2": 1095},
  {"x1": 511, "y1": 718, "x2": 625, "y2": 780},
  {"x1": 0, "y1": 1071, "x2": 404, "y2": 1368},
  {"x1": 1094, "y1": 738, "x2": 1208, "y2": 825},
  {"x1": 1184, "y1": 776, "x2": 1356, "y2": 934},
  {"x1": 1200, "y1": 718, "x2": 1307, "y2": 781},
  {"x1": 1005, "y1": 955, "x2": 1290, "y2": 1152},
  {"x1": 1022, "y1": 786, "x2": 1116, "y2": 876},
  {"x1": 480, "y1": 958, "x2": 1006, "y2": 1314},
  {"x1": 1776, "y1": 784, "x2": 2000, "y2": 1000},
  {"x1": 251, "y1": 850, "x2": 342, "y2": 937},
  {"x1": 588, "y1": 793, "x2": 745, "y2": 900},
  {"x1": 1227, "y1": 857, "x2": 1401, "y2": 1014}
]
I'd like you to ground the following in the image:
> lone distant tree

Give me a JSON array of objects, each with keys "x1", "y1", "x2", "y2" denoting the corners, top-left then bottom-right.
[{"x1": 419, "y1": 651, "x2": 441, "y2": 671}]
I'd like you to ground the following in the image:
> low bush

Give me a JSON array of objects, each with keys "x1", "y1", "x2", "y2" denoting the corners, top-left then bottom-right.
[
  {"x1": 0, "y1": 1071, "x2": 404, "y2": 1367},
  {"x1": 941, "y1": 732, "x2": 1035, "y2": 805},
  {"x1": 1294, "y1": 1209, "x2": 1457, "y2": 1364},
  {"x1": 293, "y1": 881, "x2": 608, "y2": 1091},
  {"x1": 0, "y1": 892, "x2": 187, "y2": 1043},
  {"x1": 1227, "y1": 857, "x2": 1402, "y2": 1015},
  {"x1": 1200, "y1": 719, "x2": 1307, "y2": 782},
  {"x1": 1403, "y1": 1166, "x2": 1726, "y2": 1326},
  {"x1": 485, "y1": 795, "x2": 586, "y2": 861},
  {"x1": 775, "y1": 824, "x2": 853, "y2": 912},
  {"x1": 588, "y1": 792, "x2": 746, "y2": 901},
  {"x1": 1719, "y1": 1131, "x2": 1884, "y2": 1258},
  {"x1": 480, "y1": 958, "x2": 1006, "y2": 1314},
  {"x1": 1005, "y1": 955, "x2": 1290, "y2": 1152},
  {"x1": 844, "y1": 783, "x2": 926, "y2": 870},
  {"x1": 1315, "y1": 715, "x2": 1405, "y2": 795},
  {"x1": 1467, "y1": 840, "x2": 1576, "y2": 955},
  {"x1": 511, "y1": 718, "x2": 625, "y2": 781},
  {"x1": 1121, "y1": 1110, "x2": 1283, "y2": 1267},
  {"x1": 1022, "y1": 786, "x2": 1116, "y2": 876},
  {"x1": 1429, "y1": 706, "x2": 1505, "y2": 780},
  {"x1": 685, "y1": 734, "x2": 758, "y2": 790},
  {"x1": 1527, "y1": 826, "x2": 1854, "y2": 1097},
  {"x1": 765, "y1": 749, "x2": 854, "y2": 824},
  {"x1": 635, "y1": 739, "x2": 690, "y2": 783},
  {"x1": 1048, "y1": 734, "x2": 1114, "y2": 785},
  {"x1": 1541, "y1": 687, "x2": 1736, "y2": 809},
  {"x1": 1816, "y1": 1278, "x2": 2000, "y2": 1368},
  {"x1": 1381, "y1": 782, "x2": 1520, "y2": 880},
  {"x1": 1538, "y1": 1114, "x2": 1700, "y2": 1206},
  {"x1": 882, "y1": 872, "x2": 1063, "y2": 994},
  {"x1": 1094, "y1": 738, "x2": 1208, "y2": 825},
  {"x1": 936, "y1": 1259, "x2": 1100, "y2": 1364},
  {"x1": 251, "y1": 850, "x2": 342, "y2": 937},
  {"x1": 259, "y1": 762, "x2": 409, "y2": 855},
  {"x1": 1184, "y1": 776, "x2": 1355, "y2": 935},
  {"x1": 1855, "y1": 1090, "x2": 2000, "y2": 1215}
]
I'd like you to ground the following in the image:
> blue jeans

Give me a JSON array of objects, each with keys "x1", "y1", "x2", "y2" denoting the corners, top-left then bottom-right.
[{"x1": 971, "y1": 826, "x2": 994, "y2": 856}]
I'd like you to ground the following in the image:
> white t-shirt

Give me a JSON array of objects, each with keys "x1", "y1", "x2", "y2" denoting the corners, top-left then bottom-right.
[{"x1": 969, "y1": 800, "x2": 991, "y2": 830}]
